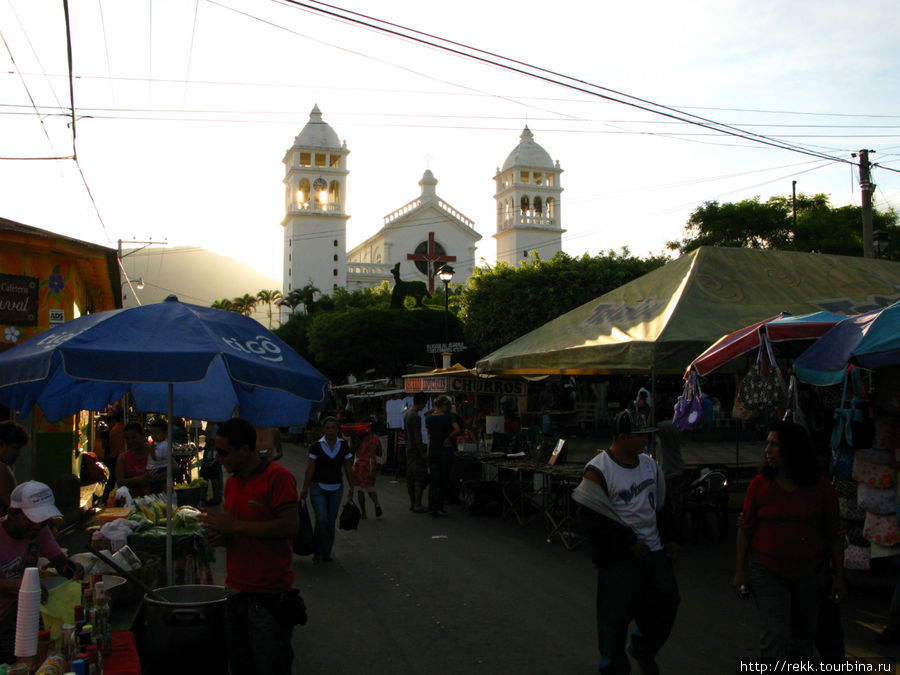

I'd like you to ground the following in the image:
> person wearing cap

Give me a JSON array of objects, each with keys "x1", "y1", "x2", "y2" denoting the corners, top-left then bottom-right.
[
  {"x1": 573, "y1": 410, "x2": 681, "y2": 675},
  {"x1": 0, "y1": 421, "x2": 28, "y2": 518},
  {"x1": 0, "y1": 481, "x2": 84, "y2": 664}
]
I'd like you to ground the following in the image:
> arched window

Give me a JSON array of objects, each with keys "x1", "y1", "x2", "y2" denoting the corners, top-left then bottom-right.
[
  {"x1": 333, "y1": 269, "x2": 338, "y2": 276},
  {"x1": 329, "y1": 181, "x2": 340, "y2": 207},
  {"x1": 547, "y1": 198, "x2": 556, "y2": 218},
  {"x1": 534, "y1": 196, "x2": 543, "y2": 215},
  {"x1": 334, "y1": 240, "x2": 338, "y2": 247},
  {"x1": 298, "y1": 179, "x2": 310, "y2": 208},
  {"x1": 333, "y1": 254, "x2": 338, "y2": 261},
  {"x1": 520, "y1": 195, "x2": 530, "y2": 214}
]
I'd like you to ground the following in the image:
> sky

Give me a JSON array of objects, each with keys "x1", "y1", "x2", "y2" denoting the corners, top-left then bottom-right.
[{"x1": 1, "y1": 0, "x2": 899, "y2": 282}]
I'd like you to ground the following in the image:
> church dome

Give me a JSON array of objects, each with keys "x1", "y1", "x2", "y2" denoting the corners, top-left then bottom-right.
[
  {"x1": 501, "y1": 126, "x2": 553, "y2": 171},
  {"x1": 294, "y1": 105, "x2": 341, "y2": 149}
]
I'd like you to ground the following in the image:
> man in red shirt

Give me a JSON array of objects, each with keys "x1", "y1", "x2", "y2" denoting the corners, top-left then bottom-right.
[{"x1": 199, "y1": 418, "x2": 299, "y2": 675}]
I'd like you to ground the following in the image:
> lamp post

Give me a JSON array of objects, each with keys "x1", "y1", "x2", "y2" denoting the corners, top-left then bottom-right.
[
  {"x1": 438, "y1": 264, "x2": 455, "y2": 345},
  {"x1": 874, "y1": 229, "x2": 891, "y2": 258}
]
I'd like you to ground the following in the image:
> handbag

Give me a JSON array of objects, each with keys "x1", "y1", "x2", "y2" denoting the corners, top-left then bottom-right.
[
  {"x1": 830, "y1": 366, "x2": 874, "y2": 451},
  {"x1": 864, "y1": 511, "x2": 900, "y2": 546},
  {"x1": 852, "y1": 450, "x2": 894, "y2": 488},
  {"x1": 339, "y1": 500, "x2": 362, "y2": 531},
  {"x1": 857, "y1": 483, "x2": 895, "y2": 515},
  {"x1": 674, "y1": 370, "x2": 706, "y2": 432},
  {"x1": 737, "y1": 333, "x2": 788, "y2": 413},
  {"x1": 293, "y1": 500, "x2": 314, "y2": 556},
  {"x1": 843, "y1": 544, "x2": 871, "y2": 571}
]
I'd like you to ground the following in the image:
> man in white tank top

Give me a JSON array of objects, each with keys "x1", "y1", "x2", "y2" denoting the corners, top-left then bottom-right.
[{"x1": 573, "y1": 409, "x2": 681, "y2": 675}]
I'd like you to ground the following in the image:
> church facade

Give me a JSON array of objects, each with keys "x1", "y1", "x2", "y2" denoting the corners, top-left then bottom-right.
[{"x1": 281, "y1": 106, "x2": 564, "y2": 304}]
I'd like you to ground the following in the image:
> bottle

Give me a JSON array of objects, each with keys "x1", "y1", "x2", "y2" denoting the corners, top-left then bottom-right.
[
  {"x1": 93, "y1": 583, "x2": 111, "y2": 656},
  {"x1": 70, "y1": 658, "x2": 87, "y2": 675},
  {"x1": 36, "y1": 628, "x2": 52, "y2": 666},
  {"x1": 61, "y1": 623, "x2": 76, "y2": 667},
  {"x1": 73, "y1": 605, "x2": 84, "y2": 624},
  {"x1": 85, "y1": 645, "x2": 101, "y2": 675}
]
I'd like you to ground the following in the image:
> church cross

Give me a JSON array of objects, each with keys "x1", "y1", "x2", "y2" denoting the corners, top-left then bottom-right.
[{"x1": 407, "y1": 232, "x2": 456, "y2": 292}]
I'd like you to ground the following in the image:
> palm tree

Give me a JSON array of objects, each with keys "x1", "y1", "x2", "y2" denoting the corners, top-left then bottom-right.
[
  {"x1": 232, "y1": 293, "x2": 258, "y2": 316},
  {"x1": 211, "y1": 298, "x2": 234, "y2": 311},
  {"x1": 295, "y1": 283, "x2": 319, "y2": 314},
  {"x1": 277, "y1": 290, "x2": 303, "y2": 314},
  {"x1": 256, "y1": 289, "x2": 283, "y2": 328}
]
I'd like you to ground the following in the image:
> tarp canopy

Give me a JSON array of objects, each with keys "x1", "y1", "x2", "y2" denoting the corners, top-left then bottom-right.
[{"x1": 476, "y1": 247, "x2": 900, "y2": 376}]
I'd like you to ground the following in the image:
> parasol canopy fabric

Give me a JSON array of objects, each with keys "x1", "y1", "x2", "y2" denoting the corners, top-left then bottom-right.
[
  {"x1": 689, "y1": 311, "x2": 846, "y2": 377},
  {"x1": 794, "y1": 302, "x2": 900, "y2": 386},
  {"x1": 0, "y1": 295, "x2": 328, "y2": 426}
]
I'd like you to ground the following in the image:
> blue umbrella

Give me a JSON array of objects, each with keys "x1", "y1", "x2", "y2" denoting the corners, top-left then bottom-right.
[
  {"x1": 793, "y1": 302, "x2": 900, "y2": 386},
  {"x1": 0, "y1": 295, "x2": 328, "y2": 425},
  {"x1": 0, "y1": 295, "x2": 329, "y2": 584}
]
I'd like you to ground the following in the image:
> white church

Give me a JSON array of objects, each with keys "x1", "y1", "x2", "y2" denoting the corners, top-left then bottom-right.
[{"x1": 281, "y1": 105, "x2": 565, "y2": 302}]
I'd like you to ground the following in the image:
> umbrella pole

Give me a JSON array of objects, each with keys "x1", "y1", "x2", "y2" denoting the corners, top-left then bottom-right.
[{"x1": 166, "y1": 384, "x2": 174, "y2": 587}]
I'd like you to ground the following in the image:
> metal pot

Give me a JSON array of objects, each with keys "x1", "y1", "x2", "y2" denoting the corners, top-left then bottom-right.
[{"x1": 142, "y1": 585, "x2": 229, "y2": 674}]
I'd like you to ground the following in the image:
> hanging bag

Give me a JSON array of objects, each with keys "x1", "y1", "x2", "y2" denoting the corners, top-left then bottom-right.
[
  {"x1": 293, "y1": 500, "x2": 314, "y2": 556},
  {"x1": 674, "y1": 370, "x2": 706, "y2": 432},
  {"x1": 830, "y1": 366, "x2": 874, "y2": 451},
  {"x1": 737, "y1": 331, "x2": 788, "y2": 413}
]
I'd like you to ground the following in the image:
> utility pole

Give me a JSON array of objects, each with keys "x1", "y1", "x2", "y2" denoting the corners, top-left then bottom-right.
[
  {"x1": 853, "y1": 150, "x2": 876, "y2": 259},
  {"x1": 791, "y1": 180, "x2": 797, "y2": 250}
]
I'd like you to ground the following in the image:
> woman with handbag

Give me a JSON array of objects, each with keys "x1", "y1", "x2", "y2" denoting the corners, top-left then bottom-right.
[
  {"x1": 733, "y1": 421, "x2": 845, "y2": 661},
  {"x1": 300, "y1": 417, "x2": 354, "y2": 563},
  {"x1": 352, "y1": 420, "x2": 384, "y2": 519}
]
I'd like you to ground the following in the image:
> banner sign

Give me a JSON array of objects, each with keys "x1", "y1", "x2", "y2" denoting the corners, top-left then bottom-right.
[
  {"x1": 426, "y1": 342, "x2": 467, "y2": 354},
  {"x1": 0, "y1": 274, "x2": 38, "y2": 326},
  {"x1": 405, "y1": 375, "x2": 525, "y2": 396}
]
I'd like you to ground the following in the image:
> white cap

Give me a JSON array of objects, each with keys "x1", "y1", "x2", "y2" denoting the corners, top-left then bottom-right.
[{"x1": 10, "y1": 481, "x2": 62, "y2": 523}]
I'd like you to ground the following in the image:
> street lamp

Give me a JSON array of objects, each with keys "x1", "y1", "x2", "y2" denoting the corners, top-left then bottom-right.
[
  {"x1": 874, "y1": 230, "x2": 891, "y2": 258},
  {"x1": 121, "y1": 277, "x2": 144, "y2": 304},
  {"x1": 438, "y1": 264, "x2": 454, "y2": 344}
]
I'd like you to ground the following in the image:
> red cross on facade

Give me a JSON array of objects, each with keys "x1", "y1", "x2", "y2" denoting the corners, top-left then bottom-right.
[{"x1": 407, "y1": 232, "x2": 456, "y2": 292}]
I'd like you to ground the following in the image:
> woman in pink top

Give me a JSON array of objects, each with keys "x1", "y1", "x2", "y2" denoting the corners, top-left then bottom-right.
[{"x1": 733, "y1": 421, "x2": 843, "y2": 661}]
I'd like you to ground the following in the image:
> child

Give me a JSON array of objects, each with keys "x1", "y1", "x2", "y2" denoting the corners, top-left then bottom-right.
[
  {"x1": 145, "y1": 418, "x2": 169, "y2": 473},
  {"x1": 353, "y1": 421, "x2": 384, "y2": 518}
]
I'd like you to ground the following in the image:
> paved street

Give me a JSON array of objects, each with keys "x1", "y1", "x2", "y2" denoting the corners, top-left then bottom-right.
[{"x1": 206, "y1": 442, "x2": 899, "y2": 674}]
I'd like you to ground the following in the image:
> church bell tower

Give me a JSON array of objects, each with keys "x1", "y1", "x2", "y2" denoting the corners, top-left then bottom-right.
[{"x1": 281, "y1": 105, "x2": 350, "y2": 305}]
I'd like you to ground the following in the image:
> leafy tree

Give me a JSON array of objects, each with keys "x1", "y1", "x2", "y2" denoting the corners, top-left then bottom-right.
[
  {"x1": 457, "y1": 250, "x2": 668, "y2": 356},
  {"x1": 256, "y1": 289, "x2": 282, "y2": 328},
  {"x1": 669, "y1": 193, "x2": 899, "y2": 258},
  {"x1": 211, "y1": 298, "x2": 234, "y2": 311},
  {"x1": 232, "y1": 293, "x2": 258, "y2": 316},
  {"x1": 306, "y1": 307, "x2": 461, "y2": 380}
]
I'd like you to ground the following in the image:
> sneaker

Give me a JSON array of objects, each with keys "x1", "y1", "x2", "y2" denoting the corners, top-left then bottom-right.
[
  {"x1": 627, "y1": 643, "x2": 659, "y2": 675},
  {"x1": 876, "y1": 628, "x2": 900, "y2": 645}
]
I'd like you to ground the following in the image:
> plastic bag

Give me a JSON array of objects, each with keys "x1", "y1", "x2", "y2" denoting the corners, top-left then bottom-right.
[
  {"x1": 293, "y1": 500, "x2": 314, "y2": 556},
  {"x1": 339, "y1": 500, "x2": 361, "y2": 531}
]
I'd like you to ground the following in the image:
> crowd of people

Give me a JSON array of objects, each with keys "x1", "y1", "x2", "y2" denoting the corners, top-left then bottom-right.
[{"x1": 0, "y1": 378, "x2": 893, "y2": 673}]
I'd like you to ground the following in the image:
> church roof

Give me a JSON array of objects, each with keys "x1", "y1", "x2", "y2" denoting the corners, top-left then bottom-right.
[
  {"x1": 294, "y1": 105, "x2": 342, "y2": 149},
  {"x1": 501, "y1": 126, "x2": 554, "y2": 171}
]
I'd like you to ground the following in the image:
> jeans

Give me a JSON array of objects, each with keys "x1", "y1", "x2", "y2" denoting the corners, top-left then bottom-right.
[
  {"x1": 224, "y1": 592, "x2": 294, "y2": 675},
  {"x1": 427, "y1": 450, "x2": 454, "y2": 513},
  {"x1": 749, "y1": 556, "x2": 826, "y2": 660},
  {"x1": 595, "y1": 549, "x2": 680, "y2": 674},
  {"x1": 309, "y1": 482, "x2": 343, "y2": 559}
]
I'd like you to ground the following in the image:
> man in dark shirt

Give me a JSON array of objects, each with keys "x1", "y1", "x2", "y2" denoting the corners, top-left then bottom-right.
[
  {"x1": 404, "y1": 393, "x2": 429, "y2": 513},
  {"x1": 424, "y1": 396, "x2": 460, "y2": 517}
]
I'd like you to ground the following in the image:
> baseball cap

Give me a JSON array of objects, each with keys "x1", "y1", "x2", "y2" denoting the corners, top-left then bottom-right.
[
  {"x1": 615, "y1": 409, "x2": 657, "y2": 436},
  {"x1": 10, "y1": 481, "x2": 62, "y2": 523}
]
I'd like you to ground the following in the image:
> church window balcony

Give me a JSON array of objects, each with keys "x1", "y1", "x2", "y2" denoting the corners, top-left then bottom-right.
[
  {"x1": 519, "y1": 171, "x2": 530, "y2": 184},
  {"x1": 520, "y1": 195, "x2": 530, "y2": 213},
  {"x1": 329, "y1": 154, "x2": 341, "y2": 168},
  {"x1": 534, "y1": 197, "x2": 543, "y2": 214},
  {"x1": 315, "y1": 153, "x2": 326, "y2": 167},
  {"x1": 533, "y1": 173, "x2": 543, "y2": 185},
  {"x1": 547, "y1": 197, "x2": 556, "y2": 217},
  {"x1": 546, "y1": 174, "x2": 555, "y2": 186},
  {"x1": 299, "y1": 152, "x2": 311, "y2": 166}
]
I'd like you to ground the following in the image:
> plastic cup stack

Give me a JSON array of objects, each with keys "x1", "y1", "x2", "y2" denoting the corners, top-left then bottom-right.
[{"x1": 15, "y1": 567, "x2": 41, "y2": 658}]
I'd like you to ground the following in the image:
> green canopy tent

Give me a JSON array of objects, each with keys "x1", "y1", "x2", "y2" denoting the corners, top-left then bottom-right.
[{"x1": 476, "y1": 247, "x2": 900, "y2": 376}]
